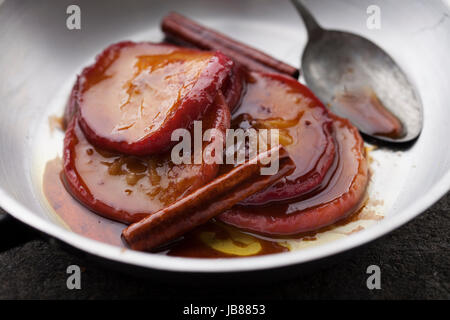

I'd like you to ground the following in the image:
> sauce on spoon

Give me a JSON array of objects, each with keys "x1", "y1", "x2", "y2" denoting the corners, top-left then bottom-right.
[{"x1": 332, "y1": 87, "x2": 404, "y2": 139}]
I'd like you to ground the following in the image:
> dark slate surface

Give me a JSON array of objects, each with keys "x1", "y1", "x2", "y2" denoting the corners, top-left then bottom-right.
[{"x1": 0, "y1": 192, "x2": 449, "y2": 300}]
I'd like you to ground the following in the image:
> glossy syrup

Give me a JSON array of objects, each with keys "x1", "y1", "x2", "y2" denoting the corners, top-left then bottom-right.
[
  {"x1": 42, "y1": 71, "x2": 375, "y2": 258},
  {"x1": 332, "y1": 87, "x2": 404, "y2": 139},
  {"x1": 43, "y1": 158, "x2": 288, "y2": 257}
]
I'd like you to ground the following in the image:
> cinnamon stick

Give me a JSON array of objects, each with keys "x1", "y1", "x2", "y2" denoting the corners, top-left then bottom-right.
[
  {"x1": 162, "y1": 12, "x2": 300, "y2": 78},
  {"x1": 122, "y1": 146, "x2": 295, "y2": 251}
]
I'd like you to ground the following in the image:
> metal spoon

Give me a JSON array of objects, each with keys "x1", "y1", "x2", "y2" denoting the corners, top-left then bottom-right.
[{"x1": 291, "y1": 0, "x2": 423, "y2": 144}]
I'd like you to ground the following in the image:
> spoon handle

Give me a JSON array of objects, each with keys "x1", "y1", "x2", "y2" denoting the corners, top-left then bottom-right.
[{"x1": 290, "y1": 0, "x2": 323, "y2": 38}]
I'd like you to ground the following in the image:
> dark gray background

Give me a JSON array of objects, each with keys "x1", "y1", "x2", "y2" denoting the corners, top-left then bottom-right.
[{"x1": 0, "y1": 192, "x2": 448, "y2": 300}]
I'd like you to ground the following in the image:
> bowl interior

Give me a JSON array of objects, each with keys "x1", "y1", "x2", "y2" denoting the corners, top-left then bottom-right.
[{"x1": 0, "y1": 0, "x2": 449, "y2": 272}]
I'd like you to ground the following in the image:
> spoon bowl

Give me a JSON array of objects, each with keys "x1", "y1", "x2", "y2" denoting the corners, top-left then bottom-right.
[{"x1": 293, "y1": 0, "x2": 423, "y2": 144}]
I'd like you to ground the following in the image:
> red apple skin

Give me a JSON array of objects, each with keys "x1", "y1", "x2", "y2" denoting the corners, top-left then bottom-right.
[
  {"x1": 219, "y1": 115, "x2": 369, "y2": 235},
  {"x1": 76, "y1": 41, "x2": 234, "y2": 156},
  {"x1": 63, "y1": 93, "x2": 231, "y2": 225},
  {"x1": 231, "y1": 71, "x2": 336, "y2": 205}
]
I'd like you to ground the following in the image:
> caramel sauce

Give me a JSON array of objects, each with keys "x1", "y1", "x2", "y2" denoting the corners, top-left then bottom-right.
[
  {"x1": 63, "y1": 91, "x2": 229, "y2": 224},
  {"x1": 48, "y1": 115, "x2": 64, "y2": 133},
  {"x1": 69, "y1": 121, "x2": 212, "y2": 218},
  {"x1": 43, "y1": 158, "x2": 287, "y2": 257},
  {"x1": 333, "y1": 87, "x2": 404, "y2": 139},
  {"x1": 41, "y1": 52, "x2": 378, "y2": 258},
  {"x1": 42, "y1": 118, "x2": 371, "y2": 257},
  {"x1": 43, "y1": 158, "x2": 126, "y2": 247},
  {"x1": 164, "y1": 221, "x2": 288, "y2": 258},
  {"x1": 80, "y1": 43, "x2": 213, "y2": 143},
  {"x1": 234, "y1": 72, "x2": 333, "y2": 183},
  {"x1": 219, "y1": 115, "x2": 369, "y2": 235},
  {"x1": 232, "y1": 72, "x2": 336, "y2": 205},
  {"x1": 266, "y1": 199, "x2": 370, "y2": 241},
  {"x1": 265, "y1": 118, "x2": 364, "y2": 215},
  {"x1": 43, "y1": 155, "x2": 374, "y2": 256}
]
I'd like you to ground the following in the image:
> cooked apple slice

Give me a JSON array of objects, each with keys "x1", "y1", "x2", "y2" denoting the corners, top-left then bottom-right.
[
  {"x1": 76, "y1": 41, "x2": 234, "y2": 155},
  {"x1": 223, "y1": 64, "x2": 245, "y2": 113},
  {"x1": 232, "y1": 71, "x2": 336, "y2": 204},
  {"x1": 218, "y1": 115, "x2": 369, "y2": 235},
  {"x1": 63, "y1": 93, "x2": 230, "y2": 224}
]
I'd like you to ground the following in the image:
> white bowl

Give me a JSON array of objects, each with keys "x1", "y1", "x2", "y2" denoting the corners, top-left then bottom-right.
[{"x1": 0, "y1": 0, "x2": 449, "y2": 274}]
